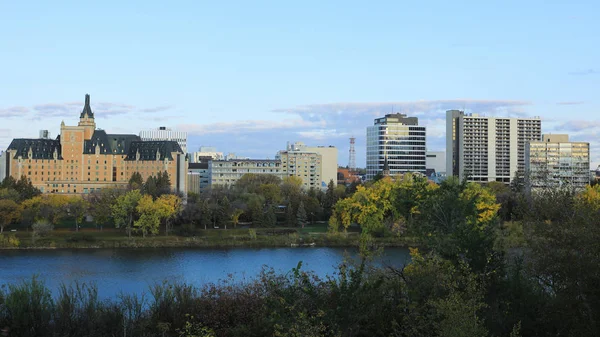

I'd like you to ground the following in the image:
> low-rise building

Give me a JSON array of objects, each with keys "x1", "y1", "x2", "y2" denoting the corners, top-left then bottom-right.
[
  {"x1": 525, "y1": 134, "x2": 590, "y2": 191},
  {"x1": 187, "y1": 162, "x2": 210, "y2": 194},
  {"x1": 426, "y1": 151, "x2": 446, "y2": 175}
]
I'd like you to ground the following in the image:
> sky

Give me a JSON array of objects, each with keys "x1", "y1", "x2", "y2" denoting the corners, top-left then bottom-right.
[{"x1": 1, "y1": 0, "x2": 599, "y2": 168}]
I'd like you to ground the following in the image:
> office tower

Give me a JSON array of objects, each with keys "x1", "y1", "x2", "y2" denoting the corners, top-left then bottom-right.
[
  {"x1": 140, "y1": 126, "x2": 188, "y2": 154},
  {"x1": 525, "y1": 134, "x2": 590, "y2": 191},
  {"x1": 349, "y1": 137, "x2": 356, "y2": 171},
  {"x1": 446, "y1": 110, "x2": 542, "y2": 183},
  {"x1": 366, "y1": 113, "x2": 426, "y2": 180}
]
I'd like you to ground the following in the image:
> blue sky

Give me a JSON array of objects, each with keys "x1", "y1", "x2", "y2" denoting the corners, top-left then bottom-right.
[{"x1": 1, "y1": 0, "x2": 599, "y2": 167}]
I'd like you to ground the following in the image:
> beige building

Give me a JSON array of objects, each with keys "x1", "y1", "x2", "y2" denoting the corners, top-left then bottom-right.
[
  {"x1": 278, "y1": 150, "x2": 322, "y2": 189},
  {"x1": 208, "y1": 159, "x2": 285, "y2": 187},
  {"x1": 282, "y1": 142, "x2": 338, "y2": 188},
  {"x1": 4, "y1": 94, "x2": 186, "y2": 195},
  {"x1": 525, "y1": 134, "x2": 590, "y2": 191}
]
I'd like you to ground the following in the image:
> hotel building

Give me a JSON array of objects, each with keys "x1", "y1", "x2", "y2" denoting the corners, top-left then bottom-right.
[{"x1": 3, "y1": 94, "x2": 186, "y2": 194}]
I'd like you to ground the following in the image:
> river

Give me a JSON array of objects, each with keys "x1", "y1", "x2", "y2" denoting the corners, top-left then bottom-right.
[{"x1": 0, "y1": 247, "x2": 410, "y2": 299}]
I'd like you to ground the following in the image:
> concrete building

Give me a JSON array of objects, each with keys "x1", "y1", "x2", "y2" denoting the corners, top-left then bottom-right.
[
  {"x1": 140, "y1": 126, "x2": 188, "y2": 154},
  {"x1": 39, "y1": 130, "x2": 51, "y2": 139},
  {"x1": 278, "y1": 150, "x2": 322, "y2": 189},
  {"x1": 3, "y1": 94, "x2": 186, "y2": 195},
  {"x1": 209, "y1": 159, "x2": 285, "y2": 187},
  {"x1": 525, "y1": 134, "x2": 590, "y2": 191},
  {"x1": 189, "y1": 146, "x2": 224, "y2": 163},
  {"x1": 187, "y1": 162, "x2": 210, "y2": 194},
  {"x1": 446, "y1": 110, "x2": 542, "y2": 183},
  {"x1": 426, "y1": 151, "x2": 446, "y2": 175},
  {"x1": 0, "y1": 150, "x2": 6, "y2": 183},
  {"x1": 366, "y1": 113, "x2": 426, "y2": 180},
  {"x1": 279, "y1": 142, "x2": 338, "y2": 189}
]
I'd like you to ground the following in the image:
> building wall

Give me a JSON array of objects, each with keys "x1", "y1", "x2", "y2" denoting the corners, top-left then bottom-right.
[
  {"x1": 367, "y1": 114, "x2": 427, "y2": 180},
  {"x1": 305, "y1": 146, "x2": 337, "y2": 188},
  {"x1": 0, "y1": 151, "x2": 6, "y2": 183},
  {"x1": 140, "y1": 128, "x2": 188, "y2": 154},
  {"x1": 279, "y1": 151, "x2": 322, "y2": 189},
  {"x1": 525, "y1": 135, "x2": 590, "y2": 191},
  {"x1": 209, "y1": 159, "x2": 285, "y2": 187},
  {"x1": 426, "y1": 151, "x2": 446, "y2": 174},
  {"x1": 447, "y1": 110, "x2": 542, "y2": 183}
]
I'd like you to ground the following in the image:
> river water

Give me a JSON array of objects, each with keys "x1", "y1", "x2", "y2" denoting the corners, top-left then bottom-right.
[{"x1": 0, "y1": 247, "x2": 410, "y2": 299}]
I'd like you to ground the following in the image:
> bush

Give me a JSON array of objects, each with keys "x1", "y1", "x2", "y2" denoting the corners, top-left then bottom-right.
[
  {"x1": 32, "y1": 220, "x2": 54, "y2": 237},
  {"x1": 0, "y1": 234, "x2": 20, "y2": 248}
]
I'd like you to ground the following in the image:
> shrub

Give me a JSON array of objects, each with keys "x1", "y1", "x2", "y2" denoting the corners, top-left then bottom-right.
[
  {"x1": 0, "y1": 234, "x2": 20, "y2": 248},
  {"x1": 32, "y1": 220, "x2": 54, "y2": 237}
]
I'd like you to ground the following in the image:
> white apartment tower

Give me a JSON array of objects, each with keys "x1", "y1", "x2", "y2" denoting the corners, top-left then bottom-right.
[
  {"x1": 366, "y1": 113, "x2": 427, "y2": 180},
  {"x1": 446, "y1": 110, "x2": 542, "y2": 183},
  {"x1": 140, "y1": 127, "x2": 188, "y2": 154},
  {"x1": 525, "y1": 134, "x2": 590, "y2": 191}
]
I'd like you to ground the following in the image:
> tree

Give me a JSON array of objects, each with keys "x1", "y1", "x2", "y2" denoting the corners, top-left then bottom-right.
[
  {"x1": 156, "y1": 171, "x2": 171, "y2": 195},
  {"x1": 285, "y1": 201, "x2": 295, "y2": 226},
  {"x1": 143, "y1": 176, "x2": 158, "y2": 198},
  {"x1": 296, "y1": 201, "x2": 308, "y2": 228},
  {"x1": 14, "y1": 175, "x2": 41, "y2": 201},
  {"x1": 220, "y1": 196, "x2": 231, "y2": 229},
  {"x1": 231, "y1": 208, "x2": 244, "y2": 229},
  {"x1": 67, "y1": 197, "x2": 89, "y2": 232},
  {"x1": 0, "y1": 188, "x2": 21, "y2": 202},
  {"x1": 258, "y1": 183, "x2": 281, "y2": 206},
  {"x1": 135, "y1": 195, "x2": 160, "y2": 237},
  {"x1": 128, "y1": 172, "x2": 143, "y2": 190},
  {"x1": 87, "y1": 188, "x2": 125, "y2": 229},
  {"x1": 111, "y1": 190, "x2": 142, "y2": 238},
  {"x1": 155, "y1": 194, "x2": 181, "y2": 235},
  {"x1": 0, "y1": 199, "x2": 20, "y2": 233},
  {"x1": 323, "y1": 180, "x2": 337, "y2": 219},
  {"x1": 263, "y1": 206, "x2": 277, "y2": 227}
]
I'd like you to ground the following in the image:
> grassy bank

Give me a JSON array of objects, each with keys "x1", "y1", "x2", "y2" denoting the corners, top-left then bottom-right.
[{"x1": 0, "y1": 225, "x2": 418, "y2": 249}]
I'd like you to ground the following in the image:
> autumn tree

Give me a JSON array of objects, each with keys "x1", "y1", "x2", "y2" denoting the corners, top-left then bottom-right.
[
  {"x1": 135, "y1": 195, "x2": 160, "y2": 237},
  {"x1": 87, "y1": 188, "x2": 125, "y2": 229},
  {"x1": 155, "y1": 194, "x2": 181, "y2": 235},
  {"x1": 0, "y1": 199, "x2": 20, "y2": 233},
  {"x1": 111, "y1": 189, "x2": 142, "y2": 237}
]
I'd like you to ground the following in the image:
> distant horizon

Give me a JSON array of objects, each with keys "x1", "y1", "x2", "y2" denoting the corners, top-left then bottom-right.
[{"x1": 1, "y1": 1, "x2": 598, "y2": 167}]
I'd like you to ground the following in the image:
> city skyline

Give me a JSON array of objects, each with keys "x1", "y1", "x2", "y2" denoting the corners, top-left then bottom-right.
[{"x1": 1, "y1": 1, "x2": 599, "y2": 167}]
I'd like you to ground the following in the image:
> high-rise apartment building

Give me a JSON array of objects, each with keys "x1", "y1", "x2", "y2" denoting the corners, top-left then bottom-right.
[
  {"x1": 281, "y1": 142, "x2": 337, "y2": 189},
  {"x1": 525, "y1": 134, "x2": 590, "y2": 191},
  {"x1": 366, "y1": 113, "x2": 426, "y2": 180},
  {"x1": 446, "y1": 110, "x2": 542, "y2": 183},
  {"x1": 208, "y1": 159, "x2": 285, "y2": 187},
  {"x1": 140, "y1": 127, "x2": 188, "y2": 154},
  {"x1": 3, "y1": 95, "x2": 186, "y2": 194}
]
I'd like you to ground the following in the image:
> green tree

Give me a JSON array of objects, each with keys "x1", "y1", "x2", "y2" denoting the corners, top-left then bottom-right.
[
  {"x1": 0, "y1": 199, "x2": 20, "y2": 233},
  {"x1": 67, "y1": 197, "x2": 89, "y2": 232},
  {"x1": 296, "y1": 201, "x2": 308, "y2": 228},
  {"x1": 156, "y1": 171, "x2": 171, "y2": 195},
  {"x1": 87, "y1": 188, "x2": 124, "y2": 229},
  {"x1": 0, "y1": 187, "x2": 21, "y2": 202},
  {"x1": 263, "y1": 206, "x2": 277, "y2": 227},
  {"x1": 14, "y1": 175, "x2": 42, "y2": 201},
  {"x1": 143, "y1": 175, "x2": 158, "y2": 198},
  {"x1": 219, "y1": 196, "x2": 232, "y2": 229},
  {"x1": 285, "y1": 201, "x2": 296, "y2": 226},
  {"x1": 111, "y1": 189, "x2": 142, "y2": 237},
  {"x1": 128, "y1": 172, "x2": 143, "y2": 190}
]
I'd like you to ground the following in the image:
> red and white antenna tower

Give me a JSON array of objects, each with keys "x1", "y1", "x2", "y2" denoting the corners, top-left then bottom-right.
[{"x1": 349, "y1": 137, "x2": 356, "y2": 171}]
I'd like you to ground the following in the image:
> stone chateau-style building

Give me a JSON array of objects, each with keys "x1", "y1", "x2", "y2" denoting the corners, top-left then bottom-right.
[{"x1": 3, "y1": 94, "x2": 186, "y2": 195}]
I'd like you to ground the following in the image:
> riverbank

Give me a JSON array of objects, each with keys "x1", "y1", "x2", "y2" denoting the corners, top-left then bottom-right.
[{"x1": 0, "y1": 227, "x2": 418, "y2": 249}]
